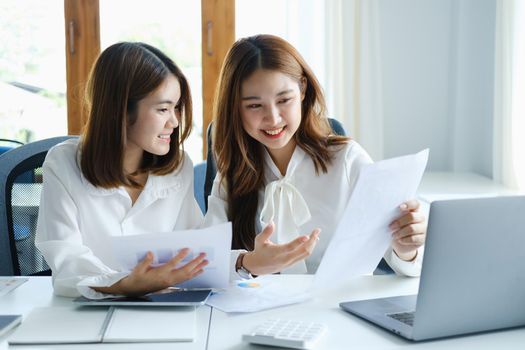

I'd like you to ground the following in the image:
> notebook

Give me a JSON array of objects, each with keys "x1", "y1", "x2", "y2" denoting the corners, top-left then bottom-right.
[
  {"x1": 0, "y1": 315, "x2": 22, "y2": 338},
  {"x1": 8, "y1": 306, "x2": 196, "y2": 344}
]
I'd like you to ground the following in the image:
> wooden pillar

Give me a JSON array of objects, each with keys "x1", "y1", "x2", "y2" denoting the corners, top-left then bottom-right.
[
  {"x1": 201, "y1": 0, "x2": 235, "y2": 158},
  {"x1": 64, "y1": 0, "x2": 100, "y2": 135}
]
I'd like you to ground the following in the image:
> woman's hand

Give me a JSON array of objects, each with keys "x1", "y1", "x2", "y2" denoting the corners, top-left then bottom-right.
[
  {"x1": 389, "y1": 199, "x2": 427, "y2": 261},
  {"x1": 242, "y1": 222, "x2": 321, "y2": 275},
  {"x1": 94, "y1": 248, "x2": 208, "y2": 296}
]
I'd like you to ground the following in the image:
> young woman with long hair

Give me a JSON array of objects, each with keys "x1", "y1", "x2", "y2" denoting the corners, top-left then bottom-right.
[{"x1": 205, "y1": 35, "x2": 426, "y2": 278}]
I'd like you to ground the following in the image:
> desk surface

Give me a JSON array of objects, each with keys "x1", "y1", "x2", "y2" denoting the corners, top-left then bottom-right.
[
  {"x1": 208, "y1": 275, "x2": 525, "y2": 349},
  {"x1": 0, "y1": 277, "x2": 211, "y2": 350},
  {"x1": 1, "y1": 275, "x2": 524, "y2": 349}
]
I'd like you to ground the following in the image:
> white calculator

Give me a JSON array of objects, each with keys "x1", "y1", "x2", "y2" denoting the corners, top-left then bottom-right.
[{"x1": 242, "y1": 318, "x2": 327, "y2": 349}]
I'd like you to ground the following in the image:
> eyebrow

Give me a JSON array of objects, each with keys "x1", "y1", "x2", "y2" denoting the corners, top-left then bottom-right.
[
  {"x1": 154, "y1": 99, "x2": 176, "y2": 105},
  {"x1": 241, "y1": 89, "x2": 294, "y2": 101}
]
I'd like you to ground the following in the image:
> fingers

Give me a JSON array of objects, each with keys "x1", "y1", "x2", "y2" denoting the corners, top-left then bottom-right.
[
  {"x1": 163, "y1": 248, "x2": 191, "y2": 270},
  {"x1": 390, "y1": 211, "x2": 425, "y2": 230},
  {"x1": 399, "y1": 199, "x2": 420, "y2": 212},
  {"x1": 281, "y1": 229, "x2": 321, "y2": 266},
  {"x1": 392, "y1": 222, "x2": 426, "y2": 240},
  {"x1": 133, "y1": 251, "x2": 154, "y2": 274},
  {"x1": 256, "y1": 222, "x2": 275, "y2": 244}
]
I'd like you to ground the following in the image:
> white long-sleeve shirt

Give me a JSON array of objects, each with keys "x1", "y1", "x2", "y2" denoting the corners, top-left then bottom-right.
[
  {"x1": 35, "y1": 138, "x2": 203, "y2": 298},
  {"x1": 204, "y1": 140, "x2": 422, "y2": 278}
]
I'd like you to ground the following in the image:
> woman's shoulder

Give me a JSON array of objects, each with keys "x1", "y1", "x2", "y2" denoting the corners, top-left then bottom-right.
[
  {"x1": 330, "y1": 140, "x2": 373, "y2": 164},
  {"x1": 44, "y1": 138, "x2": 80, "y2": 169}
]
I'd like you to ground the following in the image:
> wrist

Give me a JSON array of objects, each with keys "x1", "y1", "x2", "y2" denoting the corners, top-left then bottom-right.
[
  {"x1": 394, "y1": 249, "x2": 418, "y2": 262},
  {"x1": 238, "y1": 252, "x2": 257, "y2": 278}
]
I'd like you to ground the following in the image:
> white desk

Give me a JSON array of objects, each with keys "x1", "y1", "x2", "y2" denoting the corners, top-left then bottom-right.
[
  {"x1": 0, "y1": 277, "x2": 212, "y2": 349},
  {"x1": 3, "y1": 276, "x2": 522, "y2": 349},
  {"x1": 208, "y1": 275, "x2": 525, "y2": 349}
]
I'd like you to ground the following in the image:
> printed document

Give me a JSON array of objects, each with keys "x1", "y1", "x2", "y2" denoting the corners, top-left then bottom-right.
[
  {"x1": 313, "y1": 149, "x2": 429, "y2": 289},
  {"x1": 111, "y1": 222, "x2": 232, "y2": 289}
]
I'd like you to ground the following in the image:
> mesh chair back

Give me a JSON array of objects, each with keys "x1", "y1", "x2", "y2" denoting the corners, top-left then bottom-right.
[{"x1": 0, "y1": 136, "x2": 77, "y2": 276}]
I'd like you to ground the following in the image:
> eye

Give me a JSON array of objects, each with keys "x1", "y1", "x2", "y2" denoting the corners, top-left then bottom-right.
[
  {"x1": 246, "y1": 104, "x2": 262, "y2": 109},
  {"x1": 278, "y1": 98, "x2": 291, "y2": 104},
  {"x1": 157, "y1": 108, "x2": 169, "y2": 113}
]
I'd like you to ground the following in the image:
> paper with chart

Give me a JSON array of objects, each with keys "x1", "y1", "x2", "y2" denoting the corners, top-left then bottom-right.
[
  {"x1": 206, "y1": 275, "x2": 312, "y2": 313},
  {"x1": 110, "y1": 222, "x2": 232, "y2": 289},
  {"x1": 313, "y1": 149, "x2": 429, "y2": 290},
  {"x1": 0, "y1": 277, "x2": 28, "y2": 297}
]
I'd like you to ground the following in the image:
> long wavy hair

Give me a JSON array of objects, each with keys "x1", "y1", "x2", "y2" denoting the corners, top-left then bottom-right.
[
  {"x1": 81, "y1": 42, "x2": 192, "y2": 189},
  {"x1": 213, "y1": 34, "x2": 348, "y2": 250}
]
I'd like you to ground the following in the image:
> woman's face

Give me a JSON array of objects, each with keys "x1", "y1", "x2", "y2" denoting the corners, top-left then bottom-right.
[
  {"x1": 126, "y1": 74, "x2": 181, "y2": 164},
  {"x1": 240, "y1": 69, "x2": 304, "y2": 155}
]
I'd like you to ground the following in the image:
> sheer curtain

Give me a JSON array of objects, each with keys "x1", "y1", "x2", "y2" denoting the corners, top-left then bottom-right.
[
  {"x1": 325, "y1": 0, "x2": 384, "y2": 161},
  {"x1": 494, "y1": 0, "x2": 525, "y2": 189}
]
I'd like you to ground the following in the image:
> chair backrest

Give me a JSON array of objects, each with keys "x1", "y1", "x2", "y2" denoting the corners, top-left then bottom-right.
[
  {"x1": 203, "y1": 118, "x2": 347, "y2": 211},
  {"x1": 0, "y1": 136, "x2": 77, "y2": 276},
  {"x1": 193, "y1": 162, "x2": 207, "y2": 214},
  {"x1": 0, "y1": 139, "x2": 24, "y2": 157}
]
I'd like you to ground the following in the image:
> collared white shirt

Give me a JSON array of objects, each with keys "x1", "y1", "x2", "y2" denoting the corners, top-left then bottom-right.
[
  {"x1": 204, "y1": 140, "x2": 422, "y2": 278},
  {"x1": 36, "y1": 138, "x2": 203, "y2": 298}
]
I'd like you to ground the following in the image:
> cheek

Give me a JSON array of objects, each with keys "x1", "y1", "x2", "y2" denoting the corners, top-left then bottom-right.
[{"x1": 240, "y1": 111, "x2": 259, "y2": 132}]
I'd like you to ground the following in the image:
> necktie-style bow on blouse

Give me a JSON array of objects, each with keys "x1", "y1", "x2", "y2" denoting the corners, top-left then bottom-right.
[{"x1": 259, "y1": 147, "x2": 312, "y2": 273}]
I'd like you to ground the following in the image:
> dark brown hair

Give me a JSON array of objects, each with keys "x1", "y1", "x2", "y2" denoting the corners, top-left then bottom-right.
[
  {"x1": 213, "y1": 34, "x2": 348, "y2": 250},
  {"x1": 81, "y1": 42, "x2": 192, "y2": 188}
]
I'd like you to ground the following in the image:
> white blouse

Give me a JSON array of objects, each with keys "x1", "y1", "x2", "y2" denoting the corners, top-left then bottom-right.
[
  {"x1": 35, "y1": 138, "x2": 203, "y2": 298},
  {"x1": 204, "y1": 140, "x2": 422, "y2": 278}
]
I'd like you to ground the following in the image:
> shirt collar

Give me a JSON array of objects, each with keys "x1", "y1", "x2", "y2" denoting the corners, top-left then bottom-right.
[{"x1": 263, "y1": 145, "x2": 307, "y2": 180}]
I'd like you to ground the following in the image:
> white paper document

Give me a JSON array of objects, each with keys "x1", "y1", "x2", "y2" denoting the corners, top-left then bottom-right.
[
  {"x1": 206, "y1": 275, "x2": 312, "y2": 313},
  {"x1": 0, "y1": 277, "x2": 28, "y2": 297},
  {"x1": 111, "y1": 222, "x2": 232, "y2": 289},
  {"x1": 313, "y1": 149, "x2": 429, "y2": 289}
]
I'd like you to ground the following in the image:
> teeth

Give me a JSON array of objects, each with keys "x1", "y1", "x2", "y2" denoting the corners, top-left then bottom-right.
[
  {"x1": 264, "y1": 127, "x2": 283, "y2": 136},
  {"x1": 158, "y1": 135, "x2": 170, "y2": 139}
]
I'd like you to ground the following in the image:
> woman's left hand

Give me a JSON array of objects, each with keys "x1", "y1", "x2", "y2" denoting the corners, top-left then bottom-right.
[{"x1": 389, "y1": 199, "x2": 427, "y2": 261}]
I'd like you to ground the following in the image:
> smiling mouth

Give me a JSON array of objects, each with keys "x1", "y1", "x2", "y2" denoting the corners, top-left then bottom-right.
[
  {"x1": 158, "y1": 134, "x2": 171, "y2": 141},
  {"x1": 262, "y1": 126, "x2": 286, "y2": 137}
]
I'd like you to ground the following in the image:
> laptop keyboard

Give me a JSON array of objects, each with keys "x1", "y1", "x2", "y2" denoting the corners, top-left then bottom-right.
[{"x1": 387, "y1": 311, "x2": 415, "y2": 326}]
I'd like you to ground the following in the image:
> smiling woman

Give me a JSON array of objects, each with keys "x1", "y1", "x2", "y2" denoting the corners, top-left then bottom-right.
[{"x1": 35, "y1": 42, "x2": 207, "y2": 299}]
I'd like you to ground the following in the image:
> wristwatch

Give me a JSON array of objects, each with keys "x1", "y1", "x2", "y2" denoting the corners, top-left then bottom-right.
[{"x1": 235, "y1": 253, "x2": 254, "y2": 279}]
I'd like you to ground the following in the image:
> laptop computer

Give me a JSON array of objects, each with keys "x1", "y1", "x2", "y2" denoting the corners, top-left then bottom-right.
[
  {"x1": 74, "y1": 288, "x2": 212, "y2": 306},
  {"x1": 340, "y1": 196, "x2": 525, "y2": 341}
]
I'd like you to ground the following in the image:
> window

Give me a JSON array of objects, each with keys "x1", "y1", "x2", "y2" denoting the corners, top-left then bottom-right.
[{"x1": 0, "y1": 1, "x2": 67, "y2": 144}]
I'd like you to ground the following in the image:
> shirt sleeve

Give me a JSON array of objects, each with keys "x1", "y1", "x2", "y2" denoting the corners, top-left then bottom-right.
[
  {"x1": 383, "y1": 246, "x2": 423, "y2": 277},
  {"x1": 202, "y1": 173, "x2": 251, "y2": 280},
  {"x1": 35, "y1": 154, "x2": 126, "y2": 299},
  {"x1": 343, "y1": 141, "x2": 374, "y2": 189}
]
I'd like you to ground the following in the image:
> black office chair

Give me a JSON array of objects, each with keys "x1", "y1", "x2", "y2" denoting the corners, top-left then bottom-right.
[{"x1": 0, "y1": 136, "x2": 77, "y2": 276}]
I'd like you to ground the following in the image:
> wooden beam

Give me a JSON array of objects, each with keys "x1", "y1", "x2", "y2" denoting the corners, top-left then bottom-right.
[
  {"x1": 64, "y1": 0, "x2": 100, "y2": 136},
  {"x1": 201, "y1": 0, "x2": 235, "y2": 158}
]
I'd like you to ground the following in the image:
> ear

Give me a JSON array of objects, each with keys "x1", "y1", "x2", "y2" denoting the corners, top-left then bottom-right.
[{"x1": 299, "y1": 77, "x2": 307, "y2": 100}]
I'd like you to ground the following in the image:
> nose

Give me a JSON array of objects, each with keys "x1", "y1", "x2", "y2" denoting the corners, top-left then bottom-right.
[
  {"x1": 265, "y1": 104, "x2": 281, "y2": 125},
  {"x1": 167, "y1": 108, "x2": 179, "y2": 128}
]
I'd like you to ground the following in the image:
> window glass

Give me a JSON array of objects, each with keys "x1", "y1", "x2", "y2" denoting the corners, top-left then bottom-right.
[{"x1": 0, "y1": 1, "x2": 67, "y2": 145}]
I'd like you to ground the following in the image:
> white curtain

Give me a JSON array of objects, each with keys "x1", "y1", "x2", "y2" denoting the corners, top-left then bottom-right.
[
  {"x1": 494, "y1": 0, "x2": 525, "y2": 189},
  {"x1": 325, "y1": 0, "x2": 384, "y2": 161}
]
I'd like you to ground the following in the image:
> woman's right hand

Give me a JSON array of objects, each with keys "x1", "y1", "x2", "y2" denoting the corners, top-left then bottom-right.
[
  {"x1": 242, "y1": 222, "x2": 321, "y2": 275},
  {"x1": 95, "y1": 249, "x2": 208, "y2": 296}
]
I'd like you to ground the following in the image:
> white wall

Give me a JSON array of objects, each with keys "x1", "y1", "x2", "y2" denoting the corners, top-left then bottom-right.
[{"x1": 376, "y1": 0, "x2": 496, "y2": 175}]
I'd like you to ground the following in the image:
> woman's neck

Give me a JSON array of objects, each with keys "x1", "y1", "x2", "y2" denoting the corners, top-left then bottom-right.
[{"x1": 267, "y1": 139, "x2": 297, "y2": 176}]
